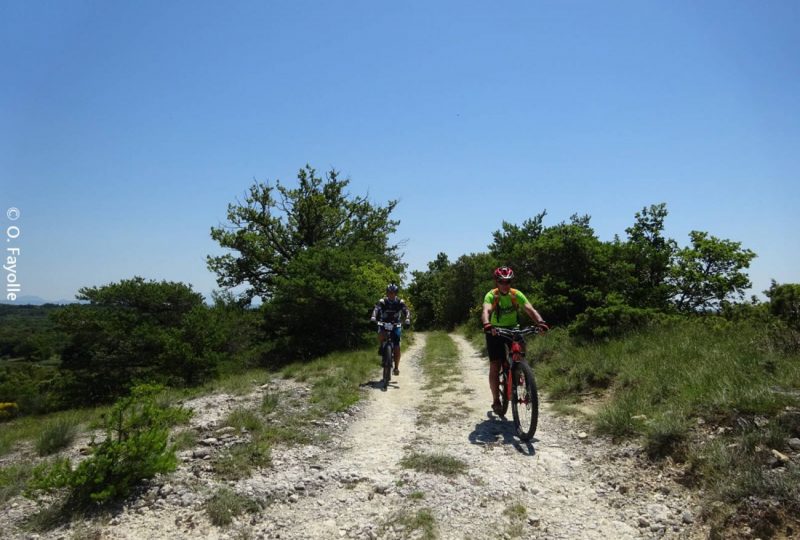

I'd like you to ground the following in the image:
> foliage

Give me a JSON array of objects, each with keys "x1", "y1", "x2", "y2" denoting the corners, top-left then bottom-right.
[
  {"x1": 400, "y1": 452, "x2": 468, "y2": 477},
  {"x1": 205, "y1": 487, "x2": 262, "y2": 527},
  {"x1": 35, "y1": 415, "x2": 79, "y2": 456},
  {"x1": 263, "y1": 246, "x2": 399, "y2": 360},
  {"x1": 0, "y1": 363, "x2": 65, "y2": 415},
  {"x1": 55, "y1": 277, "x2": 221, "y2": 405},
  {"x1": 620, "y1": 203, "x2": 676, "y2": 310},
  {"x1": 569, "y1": 295, "x2": 669, "y2": 341},
  {"x1": 0, "y1": 304, "x2": 67, "y2": 362},
  {"x1": 412, "y1": 203, "x2": 761, "y2": 331},
  {"x1": 208, "y1": 165, "x2": 402, "y2": 304},
  {"x1": 407, "y1": 252, "x2": 496, "y2": 330},
  {"x1": 0, "y1": 401, "x2": 19, "y2": 421},
  {"x1": 0, "y1": 462, "x2": 34, "y2": 503},
  {"x1": 28, "y1": 384, "x2": 181, "y2": 507},
  {"x1": 766, "y1": 281, "x2": 800, "y2": 329},
  {"x1": 532, "y1": 319, "x2": 800, "y2": 438},
  {"x1": 670, "y1": 231, "x2": 756, "y2": 312}
]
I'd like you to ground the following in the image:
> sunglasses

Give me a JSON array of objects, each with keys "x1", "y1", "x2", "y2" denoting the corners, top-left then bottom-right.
[{"x1": 497, "y1": 280, "x2": 512, "y2": 285}]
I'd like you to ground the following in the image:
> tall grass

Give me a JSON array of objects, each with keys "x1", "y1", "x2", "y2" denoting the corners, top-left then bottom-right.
[
  {"x1": 531, "y1": 320, "x2": 800, "y2": 440},
  {"x1": 528, "y1": 318, "x2": 800, "y2": 531},
  {"x1": 281, "y1": 348, "x2": 379, "y2": 413}
]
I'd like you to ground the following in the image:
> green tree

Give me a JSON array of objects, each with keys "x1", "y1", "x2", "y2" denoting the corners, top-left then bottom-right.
[
  {"x1": 208, "y1": 165, "x2": 402, "y2": 304},
  {"x1": 670, "y1": 231, "x2": 756, "y2": 312},
  {"x1": 263, "y1": 246, "x2": 399, "y2": 359},
  {"x1": 622, "y1": 203, "x2": 676, "y2": 310},
  {"x1": 55, "y1": 278, "x2": 218, "y2": 404},
  {"x1": 765, "y1": 281, "x2": 800, "y2": 329},
  {"x1": 407, "y1": 253, "x2": 454, "y2": 330},
  {"x1": 521, "y1": 215, "x2": 611, "y2": 325}
]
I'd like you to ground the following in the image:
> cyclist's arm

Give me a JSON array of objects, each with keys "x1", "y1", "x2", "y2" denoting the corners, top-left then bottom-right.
[
  {"x1": 522, "y1": 302, "x2": 546, "y2": 326},
  {"x1": 370, "y1": 301, "x2": 382, "y2": 321},
  {"x1": 401, "y1": 300, "x2": 411, "y2": 321},
  {"x1": 481, "y1": 302, "x2": 493, "y2": 326}
]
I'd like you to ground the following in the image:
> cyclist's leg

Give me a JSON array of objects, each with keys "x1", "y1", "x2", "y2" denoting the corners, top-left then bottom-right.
[
  {"x1": 377, "y1": 328, "x2": 386, "y2": 354},
  {"x1": 392, "y1": 327, "x2": 401, "y2": 374},
  {"x1": 485, "y1": 333, "x2": 505, "y2": 409}
]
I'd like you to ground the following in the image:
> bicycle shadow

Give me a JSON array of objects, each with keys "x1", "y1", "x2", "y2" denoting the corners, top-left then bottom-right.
[
  {"x1": 361, "y1": 380, "x2": 398, "y2": 391},
  {"x1": 468, "y1": 411, "x2": 538, "y2": 456}
]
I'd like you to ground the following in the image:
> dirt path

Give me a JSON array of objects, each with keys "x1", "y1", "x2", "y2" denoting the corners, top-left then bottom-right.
[
  {"x1": 2, "y1": 333, "x2": 707, "y2": 539},
  {"x1": 247, "y1": 332, "x2": 705, "y2": 539}
]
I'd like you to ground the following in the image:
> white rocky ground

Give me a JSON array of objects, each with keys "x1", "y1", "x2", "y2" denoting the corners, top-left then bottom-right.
[{"x1": 1, "y1": 333, "x2": 709, "y2": 539}]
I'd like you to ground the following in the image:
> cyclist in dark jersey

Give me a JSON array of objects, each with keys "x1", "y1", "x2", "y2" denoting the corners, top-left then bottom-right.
[
  {"x1": 481, "y1": 266, "x2": 548, "y2": 416},
  {"x1": 370, "y1": 283, "x2": 411, "y2": 376}
]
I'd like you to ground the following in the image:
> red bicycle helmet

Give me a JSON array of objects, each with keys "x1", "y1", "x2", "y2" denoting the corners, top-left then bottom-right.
[{"x1": 494, "y1": 266, "x2": 514, "y2": 281}]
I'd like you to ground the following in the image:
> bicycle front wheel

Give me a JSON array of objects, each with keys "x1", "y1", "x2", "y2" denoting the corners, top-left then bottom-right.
[
  {"x1": 511, "y1": 361, "x2": 538, "y2": 440},
  {"x1": 497, "y1": 367, "x2": 509, "y2": 417}
]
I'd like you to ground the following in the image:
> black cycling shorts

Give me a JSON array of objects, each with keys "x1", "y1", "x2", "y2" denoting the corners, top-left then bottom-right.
[{"x1": 485, "y1": 333, "x2": 507, "y2": 362}]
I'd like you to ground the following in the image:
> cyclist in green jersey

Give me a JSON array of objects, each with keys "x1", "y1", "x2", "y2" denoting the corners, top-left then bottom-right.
[{"x1": 481, "y1": 266, "x2": 548, "y2": 416}]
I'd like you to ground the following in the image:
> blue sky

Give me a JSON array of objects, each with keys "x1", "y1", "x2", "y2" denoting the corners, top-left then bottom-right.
[{"x1": 2, "y1": 1, "x2": 798, "y2": 302}]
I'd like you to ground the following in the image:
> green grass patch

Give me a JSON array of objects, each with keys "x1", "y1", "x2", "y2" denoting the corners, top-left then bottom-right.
[
  {"x1": 0, "y1": 406, "x2": 104, "y2": 458},
  {"x1": 532, "y1": 321, "x2": 800, "y2": 438},
  {"x1": 400, "y1": 452, "x2": 468, "y2": 477},
  {"x1": 224, "y1": 408, "x2": 265, "y2": 434},
  {"x1": 35, "y1": 414, "x2": 80, "y2": 456},
  {"x1": 386, "y1": 508, "x2": 437, "y2": 539},
  {"x1": 418, "y1": 332, "x2": 461, "y2": 392},
  {"x1": 205, "y1": 487, "x2": 262, "y2": 527},
  {"x1": 503, "y1": 502, "x2": 528, "y2": 538},
  {"x1": 281, "y1": 348, "x2": 379, "y2": 414},
  {"x1": 527, "y1": 318, "x2": 800, "y2": 533},
  {"x1": 0, "y1": 461, "x2": 34, "y2": 503}
]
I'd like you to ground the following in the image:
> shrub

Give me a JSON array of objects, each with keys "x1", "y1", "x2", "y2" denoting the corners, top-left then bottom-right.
[
  {"x1": 35, "y1": 416, "x2": 78, "y2": 456},
  {"x1": 205, "y1": 487, "x2": 261, "y2": 526},
  {"x1": 569, "y1": 301, "x2": 665, "y2": 341},
  {"x1": 0, "y1": 402, "x2": 19, "y2": 421},
  {"x1": 28, "y1": 384, "x2": 180, "y2": 507}
]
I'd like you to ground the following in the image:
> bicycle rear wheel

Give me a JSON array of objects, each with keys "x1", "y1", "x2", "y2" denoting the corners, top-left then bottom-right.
[
  {"x1": 511, "y1": 361, "x2": 538, "y2": 440},
  {"x1": 382, "y1": 344, "x2": 393, "y2": 389},
  {"x1": 497, "y1": 364, "x2": 509, "y2": 417}
]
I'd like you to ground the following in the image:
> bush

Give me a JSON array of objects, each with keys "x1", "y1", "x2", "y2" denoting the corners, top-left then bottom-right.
[
  {"x1": 766, "y1": 282, "x2": 800, "y2": 329},
  {"x1": 35, "y1": 416, "x2": 78, "y2": 456},
  {"x1": 28, "y1": 385, "x2": 180, "y2": 507},
  {"x1": 205, "y1": 487, "x2": 261, "y2": 526},
  {"x1": 569, "y1": 301, "x2": 666, "y2": 341},
  {"x1": 0, "y1": 402, "x2": 19, "y2": 421}
]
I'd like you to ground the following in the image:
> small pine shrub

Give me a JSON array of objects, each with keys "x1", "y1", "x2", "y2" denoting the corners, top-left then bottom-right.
[{"x1": 28, "y1": 384, "x2": 180, "y2": 507}]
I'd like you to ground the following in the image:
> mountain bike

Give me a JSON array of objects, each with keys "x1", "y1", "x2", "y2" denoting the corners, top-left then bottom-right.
[
  {"x1": 491, "y1": 326, "x2": 542, "y2": 441},
  {"x1": 377, "y1": 321, "x2": 401, "y2": 390}
]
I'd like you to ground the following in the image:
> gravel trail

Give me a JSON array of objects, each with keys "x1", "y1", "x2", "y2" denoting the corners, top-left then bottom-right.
[{"x1": 1, "y1": 332, "x2": 707, "y2": 539}]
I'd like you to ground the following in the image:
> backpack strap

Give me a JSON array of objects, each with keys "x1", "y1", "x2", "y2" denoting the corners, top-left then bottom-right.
[{"x1": 489, "y1": 288, "x2": 519, "y2": 322}]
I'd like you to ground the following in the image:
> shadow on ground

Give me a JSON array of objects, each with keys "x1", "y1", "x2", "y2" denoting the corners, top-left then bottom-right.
[
  {"x1": 360, "y1": 380, "x2": 399, "y2": 391},
  {"x1": 468, "y1": 411, "x2": 538, "y2": 456}
]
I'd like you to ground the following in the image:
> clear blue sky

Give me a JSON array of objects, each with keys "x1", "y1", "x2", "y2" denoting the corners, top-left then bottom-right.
[{"x1": 2, "y1": 1, "x2": 798, "y2": 302}]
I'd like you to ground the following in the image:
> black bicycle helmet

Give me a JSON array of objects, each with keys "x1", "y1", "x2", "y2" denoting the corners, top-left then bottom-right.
[{"x1": 386, "y1": 283, "x2": 400, "y2": 293}]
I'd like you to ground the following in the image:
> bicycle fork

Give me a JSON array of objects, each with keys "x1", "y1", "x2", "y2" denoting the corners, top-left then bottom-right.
[{"x1": 505, "y1": 341, "x2": 524, "y2": 401}]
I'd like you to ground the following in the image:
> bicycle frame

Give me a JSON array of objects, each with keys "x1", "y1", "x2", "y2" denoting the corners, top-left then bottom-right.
[{"x1": 493, "y1": 326, "x2": 540, "y2": 399}]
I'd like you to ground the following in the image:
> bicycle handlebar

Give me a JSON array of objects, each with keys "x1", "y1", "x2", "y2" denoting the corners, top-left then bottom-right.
[{"x1": 486, "y1": 326, "x2": 542, "y2": 339}]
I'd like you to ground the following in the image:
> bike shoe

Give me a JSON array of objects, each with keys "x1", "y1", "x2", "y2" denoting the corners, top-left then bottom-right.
[
  {"x1": 491, "y1": 402, "x2": 504, "y2": 416},
  {"x1": 393, "y1": 368, "x2": 399, "y2": 376}
]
